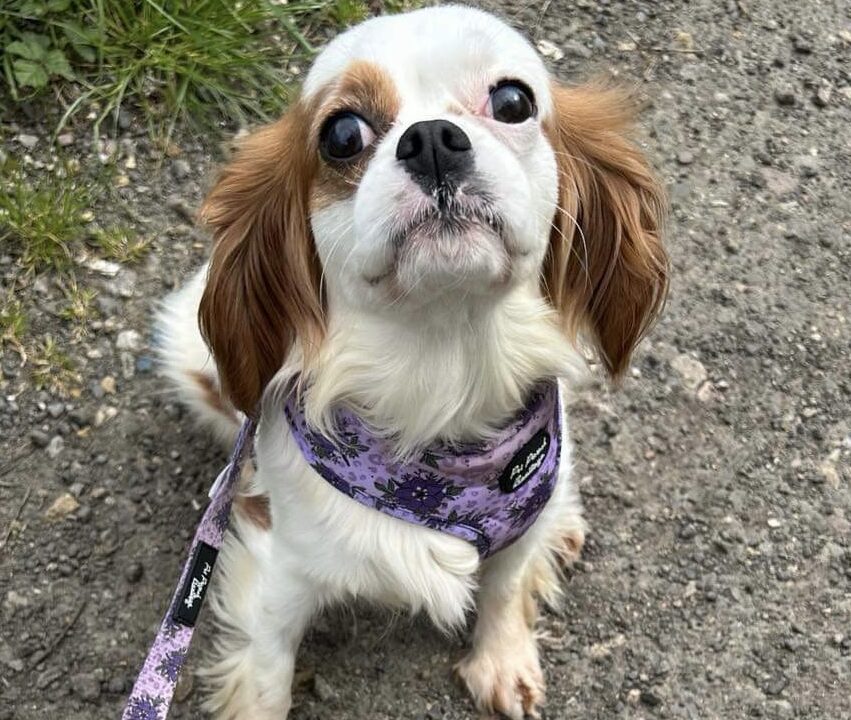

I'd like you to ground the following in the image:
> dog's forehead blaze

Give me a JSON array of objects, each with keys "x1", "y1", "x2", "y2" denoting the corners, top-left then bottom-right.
[{"x1": 310, "y1": 61, "x2": 400, "y2": 213}]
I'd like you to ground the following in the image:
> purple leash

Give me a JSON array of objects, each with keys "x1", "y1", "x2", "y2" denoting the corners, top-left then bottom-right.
[{"x1": 121, "y1": 418, "x2": 255, "y2": 720}]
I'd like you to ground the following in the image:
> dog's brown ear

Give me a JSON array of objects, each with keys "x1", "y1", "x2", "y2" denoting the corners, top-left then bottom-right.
[
  {"x1": 544, "y1": 82, "x2": 668, "y2": 377},
  {"x1": 198, "y1": 103, "x2": 324, "y2": 414}
]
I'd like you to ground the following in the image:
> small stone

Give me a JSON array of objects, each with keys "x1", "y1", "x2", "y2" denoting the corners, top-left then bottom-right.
[
  {"x1": 767, "y1": 517, "x2": 782, "y2": 529},
  {"x1": 45, "y1": 493, "x2": 80, "y2": 520},
  {"x1": 171, "y1": 159, "x2": 192, "y2": 180},
  {"x1": 30, "y1": 430, "x2": 50, "y2": 448},
  {"x1": 762, "y1": 674, "x2": 788, "y2": 696},
  {"x1": 678, "y1": 524, "x2": 698, "y2": 540},
  {"x1": 136, "y1": 356, "x2": 154, "y2": 374},
  {"x1": 677, "y1": 151, "x2": 695, "y2": 166},
  {"x1": 117, "y1": 108, "x2": 133, "y2": 130},
  {"x1": 116, "y1": 329, "x2": 143, "y2": 351},
  {"x1": 114, "y1": 174, "x2": 130, "y2": 188},
  {"x1": 813, "y1": 83, "x2": 832, "y2": 108},
  {"x1": 626, "y1": 688, "x2": 641, "y2": 705},
  {"x1": 71, "y1": 672, "x2": 101, "y2": 702},
  {"x1": 16, "y1": 134, "x2": 39, "y2": 149},
  {"x1": 100, "y1": 376, "x2": 117, "y2": 394},
  {"x1": 792, "y1": 36, "x2": 812, "y2": 54},
  {"x1": 671, "y1": 354, "x2": 708, "y2": 392},
  {"x1": 69, "y1": 408, "x2": 93, "y2": 427},
  {"x1": 46, "y1": 435, "x2": 64, "y2": 459},
  {"x1": 536, "y1": 39, "x2": 564, "y2": 61},
  {"x1": 56, "y1": 132, "x2": 74, "y2": 147},
  {"x1": 312, "y1": 673, "x2": 336, "y2": 702},
  {"x1": 641, "y1": 689, "x2": 663, "y2": 707},
  {"x1": 125, "y1": 562, "x2": 144, "y2": 583},
  {"x1": 47, "y1": 402, "x2": 65, "y2": 419},
  {"x1": 774, "y1": 87, "x2": 797, "y2": 106}
]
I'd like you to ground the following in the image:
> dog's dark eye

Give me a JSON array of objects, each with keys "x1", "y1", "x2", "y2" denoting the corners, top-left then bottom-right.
[
  {"x1": 489, "y1": 81, "x2": 536, "y2": 123},
  {"x1": 320, "y1": 112, "x2": 375, "y2": 161}
]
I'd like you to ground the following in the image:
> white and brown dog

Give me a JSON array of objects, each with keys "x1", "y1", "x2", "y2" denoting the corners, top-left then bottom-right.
[{"x1": 157, "y1": 5, "x2": 667, "y2": 719}]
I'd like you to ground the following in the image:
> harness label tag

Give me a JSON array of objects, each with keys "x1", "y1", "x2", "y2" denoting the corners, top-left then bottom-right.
[
  {"x1": 173, "y1": 541, "x2": 218, "y2": 627},
  {"x1": 498, "y1": 429, "x2": 551, "y2": 493}
]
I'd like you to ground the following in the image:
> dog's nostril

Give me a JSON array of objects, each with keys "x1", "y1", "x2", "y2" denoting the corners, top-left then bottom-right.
[{"x1": 441, "y1": 124, "x2": 471, "y2": 152}]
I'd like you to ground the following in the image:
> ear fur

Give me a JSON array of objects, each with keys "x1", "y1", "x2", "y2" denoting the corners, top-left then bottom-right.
[
  {"x1": 544, "y1": 82, "x2": 669, "y2": 377},
  {"x1": 198, "y1": 103, "x2": 324, "y2": 414}
]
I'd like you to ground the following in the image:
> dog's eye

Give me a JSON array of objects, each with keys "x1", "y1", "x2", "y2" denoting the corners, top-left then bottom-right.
[
  {"x1": 488, "y1": 81, "x2": 536, "y2": 123},
  {"x1": 320, "y1": 112, "x2": 375, "y2": 161}
]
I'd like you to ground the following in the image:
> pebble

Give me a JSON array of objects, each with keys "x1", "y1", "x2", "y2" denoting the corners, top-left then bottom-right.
[
  {"x1": 47, "y1": 402, "x2": 65, "y2": 419},
  {"x1": 46, "y1": 435, "x2": 64, "y2": 459},
  {"x1": 16, "y1": 134, "x2": 38, "y2": 149},
  {"x1": 641, "y1": 689, "x2": 663, "y2": 707},
  {"x1": 312, "y1": 673, "x2": 336, "y2": 702},
  {"x1": 45, "y1": 493, "x2": 80, "y2": 520},
  {"x1": 767, "y1": 517, "x2": 782, "y2": 529},
  {"x1": 30, "y1": 429, "x2": 50, "y2": 448},
  {"x1": 774, "y1": 87, "x2": 797, "y2": 106},
  {"x1": 100, "y1": 376, "x2": 117, "y2": 394},
  {"x1": 172, "y1": 159, "x2": 192, "y2": 180},
  {"x1": 56, "y1": 132, "x2": 74, "y2": 147},
  {"x1": 125, "y1": 562, "x2": 144, "y2": 583},
  {"x1": 70, "y1": 672, "x2": 101, "y2": 702},
  {"x1": 116, "y1": 329, "x2": 143, "y2": 351},
  {"x1": 677, "y1": 151, "x2": 695, "y2": 166},
  {"x1": 671, "y1": 354, "x2": 708, "y2": 392},
  {"x1": 536, "y1": 39, "x2": 564, "y2": 61},
  {"x1": 813, "y1": 83, "x2": 832, "y2": 108},
  {"x1": 136, "y1": 356, "x2": 154, "y2": 373}
]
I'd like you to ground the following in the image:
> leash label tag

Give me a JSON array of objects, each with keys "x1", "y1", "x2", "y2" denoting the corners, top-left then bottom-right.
[
  {"x1": 173, "y1": 541, "x2": 218, "y2": 627},
  {"x1": 498, "y1": 429, "x2": 551, "y2": 493}
]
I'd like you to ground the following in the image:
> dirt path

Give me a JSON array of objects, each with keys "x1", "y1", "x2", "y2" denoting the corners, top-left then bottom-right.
[{"x1": 1, "y1": 1, "x2": 849, "y2": 718}]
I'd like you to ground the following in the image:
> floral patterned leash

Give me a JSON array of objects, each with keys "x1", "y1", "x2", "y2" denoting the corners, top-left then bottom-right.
[{"x1": 121, "y1": 418, "x2": 256, "y2": 720}]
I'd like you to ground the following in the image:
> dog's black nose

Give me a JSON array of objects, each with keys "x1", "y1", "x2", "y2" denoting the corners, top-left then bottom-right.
[{"x1": 396, "y1": 119, "x2": 472, "y2": 191}]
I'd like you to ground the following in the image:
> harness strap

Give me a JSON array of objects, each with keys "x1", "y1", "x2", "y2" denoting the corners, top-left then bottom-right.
[{"x1": 121, "y1": 418, "x2": 256, "y2": 720}]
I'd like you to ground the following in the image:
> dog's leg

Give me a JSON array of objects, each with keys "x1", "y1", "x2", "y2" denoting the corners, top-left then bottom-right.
[
  {"x1": 455, "y1": 474, "x2": 584, "y2": 719},
  {"x1": 200, "y1": 517, "x2": 319, "y2": 720},
  {"x1": 455, "y1": 538, "x2": 546, "y2": 720}
]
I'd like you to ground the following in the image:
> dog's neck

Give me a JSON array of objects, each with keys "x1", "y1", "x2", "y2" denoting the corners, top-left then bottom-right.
[{"x1": 288, "y1": 284, "x2": 576, "y2": 456}]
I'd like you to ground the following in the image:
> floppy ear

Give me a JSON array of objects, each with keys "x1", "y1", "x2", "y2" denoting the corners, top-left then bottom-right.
[
  {"x1": 198, "y1": 103, "x2": 324, "y2": 414},
  {"x1": 543, "y1": 82, "x2": 668, "y2": 378}
]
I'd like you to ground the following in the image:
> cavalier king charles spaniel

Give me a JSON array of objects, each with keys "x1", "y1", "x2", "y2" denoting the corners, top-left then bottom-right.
[{"x1": 157, "y1": 5, "x2": 667, "y2": 719}]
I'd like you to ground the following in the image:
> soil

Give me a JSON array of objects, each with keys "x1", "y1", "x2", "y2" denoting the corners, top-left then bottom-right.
[{"x1": 1, "y1": 1, "x2": 849, "y2": 719}]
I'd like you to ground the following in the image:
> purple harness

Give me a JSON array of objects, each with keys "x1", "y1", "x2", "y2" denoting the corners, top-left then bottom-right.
[
  {"x1": 122, "y1": 380, "x2": 561, "y2": 718},
  {"x1": 285, "y1": 379, "x2": 562, "y2": 558}
]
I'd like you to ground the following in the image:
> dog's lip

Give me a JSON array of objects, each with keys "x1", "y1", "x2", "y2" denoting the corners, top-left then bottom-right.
[{"x1": 363, "y1": 193, "x2": 508, "y2": 286}]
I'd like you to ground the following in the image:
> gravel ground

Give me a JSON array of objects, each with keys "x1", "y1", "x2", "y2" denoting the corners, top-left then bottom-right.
[{"x1": 1, "y1": 1, "x2": 849, "y2": 718}]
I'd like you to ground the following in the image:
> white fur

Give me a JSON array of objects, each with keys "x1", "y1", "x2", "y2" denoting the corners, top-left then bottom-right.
[{"x1": 156, "y1": 7, "x2": 588, "y2": 719}]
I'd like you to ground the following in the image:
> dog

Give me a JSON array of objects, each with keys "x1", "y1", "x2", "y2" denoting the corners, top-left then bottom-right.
[{"x1": 157, "y1": 5, "x2": 667, "y2": 718}]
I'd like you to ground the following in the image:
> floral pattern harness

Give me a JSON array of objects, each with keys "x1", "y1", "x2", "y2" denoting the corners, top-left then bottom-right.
[{"x1": 285, "y1": 379, "x2": 563, "y2": 558}]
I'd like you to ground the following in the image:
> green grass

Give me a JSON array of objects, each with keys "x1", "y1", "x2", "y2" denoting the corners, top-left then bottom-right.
[
  {"x1": 2, "y1": 0, "x2": 336, "y2": 137},
  {"x1": 0, "y1": 296, "x2": 28, "y2": 348},
  {"x1": 31, "y1": 335, "x2": 80, "y2": 395},
  {"x1": 89, "y1": 226, "x2": 150, "y2": 263},
  {"x1": 0, "y1": 160, "x2": 92, "y2": 270}
]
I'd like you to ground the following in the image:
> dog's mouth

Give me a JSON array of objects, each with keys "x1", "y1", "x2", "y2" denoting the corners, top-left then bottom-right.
[{"x1": 366, "y1": 187, "x2": 508, "y2": 286}]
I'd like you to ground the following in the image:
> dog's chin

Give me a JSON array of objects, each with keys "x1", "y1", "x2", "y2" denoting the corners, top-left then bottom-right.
[{"x1": 389, "y1": 222, "x2": 511, "y2": 298}]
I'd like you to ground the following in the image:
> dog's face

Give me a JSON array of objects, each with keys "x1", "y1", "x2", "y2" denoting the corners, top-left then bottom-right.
[
  {"x1": 198, "y1": 7, "x2": 668, "y2": 413},
  {"x1": 306, "y1": 9, "x2": 559, "y2": 306}
]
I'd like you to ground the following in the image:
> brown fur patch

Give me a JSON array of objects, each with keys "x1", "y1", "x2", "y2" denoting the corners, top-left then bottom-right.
[
  {"x1": 312, "y1": 61, "x2": 401, "y2": 211},
  {"x1": 235, "y1": 494, "x2": 271, "y2": 530},
  {"x1": 189, "y1": 370, "x2": 238, "y2": 423},
  {"x1": 198, "y1": 99, "x2": 325, "y2": 414},
  {"x1": 542, "y1": 82, "x2": 669, "y2": 377}
]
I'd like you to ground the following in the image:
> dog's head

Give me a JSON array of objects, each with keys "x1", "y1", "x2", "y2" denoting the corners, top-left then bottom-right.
[{"x1": 199, "y1": 6, "x2": 668, "y2": 413}]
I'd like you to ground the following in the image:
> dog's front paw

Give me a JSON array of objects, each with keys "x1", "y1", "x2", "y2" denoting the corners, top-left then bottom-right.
[
  {"x1": 199, "y1": 650, "x2": 292, "y2": 720},
  {"x1": 454, "y1": 635, "x2": 545, "y2": 720}
]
